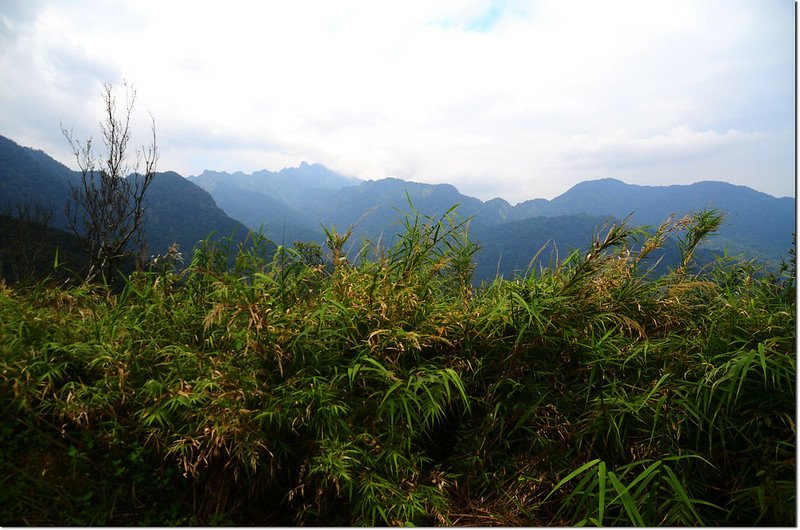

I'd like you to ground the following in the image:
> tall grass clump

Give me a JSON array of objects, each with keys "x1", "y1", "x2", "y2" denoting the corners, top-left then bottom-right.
[
  {"x1": 0, "y1": 206, "x2": 794, "y2": 526},
  {"x1": 445, "y1": 211, "x2": 794, "y2": 526}
]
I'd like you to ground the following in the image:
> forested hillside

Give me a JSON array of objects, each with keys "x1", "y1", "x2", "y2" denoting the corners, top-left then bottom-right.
[{"x1": 0, "y1": 136, "x2": 252, "y2": 262}]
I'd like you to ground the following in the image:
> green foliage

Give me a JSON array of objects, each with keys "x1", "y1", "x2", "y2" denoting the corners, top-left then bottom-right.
[
  {"x1": 0, "y1": 208, "x2": 794, "y2": 526},
  {"x1": 545, "y1": 456, "x2": 718, "y2": 526}
]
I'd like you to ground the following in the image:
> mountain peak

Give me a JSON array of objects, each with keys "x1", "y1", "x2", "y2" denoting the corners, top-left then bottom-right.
[{"x1": 571, "y1": 177, "x2": 629, "y2": 189}]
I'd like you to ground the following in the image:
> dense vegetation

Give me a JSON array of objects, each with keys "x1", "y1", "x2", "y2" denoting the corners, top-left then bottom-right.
[{"x1": 0, "y1": 207, "x2": 795, "y2": 526}]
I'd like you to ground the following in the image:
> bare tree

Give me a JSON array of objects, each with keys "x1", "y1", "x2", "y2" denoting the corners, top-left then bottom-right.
[{"x1": 63, "y1": 82, "x2": 158, "y2": 283}]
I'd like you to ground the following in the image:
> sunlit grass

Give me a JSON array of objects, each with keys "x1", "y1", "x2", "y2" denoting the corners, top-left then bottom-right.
[{"x1": 0, "y1": 208, "x2": 794, "y2": 526}]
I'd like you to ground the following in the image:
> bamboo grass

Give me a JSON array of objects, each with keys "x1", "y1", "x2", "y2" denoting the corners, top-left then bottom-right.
[{"x1": 0, "y1": 208, "x2": 794, "y2": 526}]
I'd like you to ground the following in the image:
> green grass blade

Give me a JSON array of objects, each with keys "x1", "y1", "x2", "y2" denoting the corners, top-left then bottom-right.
[
  {"x1": 546, "y1": 459, "x2": 601, "y2": 501},
  {"x1": 597, "y1": 460, "x2": 606, "y2": 526},
  {"x1": 757, "y1": 342, "x2": 767, "y2": 385},
  {"x1": 663, "y1": 465, "x2": 703, "y2": 525},
  {"x1": 607, "y1": 471, "x2": 645, "y2": 526}
]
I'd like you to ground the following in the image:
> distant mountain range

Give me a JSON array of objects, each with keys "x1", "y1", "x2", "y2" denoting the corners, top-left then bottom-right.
[
  {"x1": 189, "y1": 164, "x2": 794, "y2": 278},
  {"x1": 0, "y1": 133, "x2": 794, "y2": 283},
  {"x1": 506, "y1": 178, "x2": 795, "y2": 262}
]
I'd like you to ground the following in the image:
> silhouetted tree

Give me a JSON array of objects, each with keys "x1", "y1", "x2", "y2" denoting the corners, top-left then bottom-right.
[{"x1": 63, "y1": 82, "x2": 157, "y2": 283}]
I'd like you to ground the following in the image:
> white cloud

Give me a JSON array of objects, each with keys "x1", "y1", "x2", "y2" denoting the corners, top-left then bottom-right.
[
  {"x1": 0, "y1": 0, "x2": 793, "y2": 204},
  {"x1": 566, "y1": 126, "x2": 761, "y2": 168}
]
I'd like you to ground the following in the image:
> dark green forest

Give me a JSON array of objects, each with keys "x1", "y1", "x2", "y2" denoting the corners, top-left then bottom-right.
[{"x1": 0, "y1": 206, "x2": 795, "y2": 526}]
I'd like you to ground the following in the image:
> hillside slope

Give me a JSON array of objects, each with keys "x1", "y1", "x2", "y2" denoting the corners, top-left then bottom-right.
[{"x1": 0, "y1": 135, "x2": 252, "y2": 260}]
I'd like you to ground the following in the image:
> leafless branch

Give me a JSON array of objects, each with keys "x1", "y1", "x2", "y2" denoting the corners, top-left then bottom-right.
[{"x1": 63, "y1": 82, "x2": 158, "y2": 283}]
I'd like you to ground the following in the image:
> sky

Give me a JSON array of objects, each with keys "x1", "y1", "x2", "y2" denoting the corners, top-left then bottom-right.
[{"x1": 0, "y1": 0, "x2": 795, "y2": 204}]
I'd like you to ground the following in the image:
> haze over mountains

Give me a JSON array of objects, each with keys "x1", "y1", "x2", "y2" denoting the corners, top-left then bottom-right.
[{"x1": 0, "y1": 134, "x2": 794, "y2": 283}]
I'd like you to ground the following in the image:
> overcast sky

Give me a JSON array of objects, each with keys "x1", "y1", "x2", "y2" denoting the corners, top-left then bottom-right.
[{"x1": 0, "y1": 0, "x2": 794, "y2": 203}]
